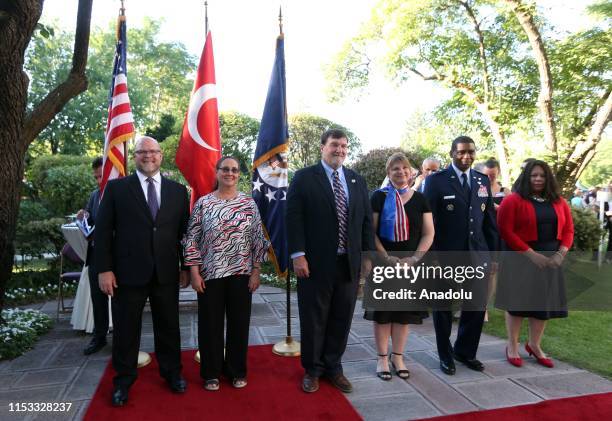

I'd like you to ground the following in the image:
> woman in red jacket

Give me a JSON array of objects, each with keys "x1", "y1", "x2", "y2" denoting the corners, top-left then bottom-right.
[{"x1": 495, "y1": 160, "x2": 574, "y2": 368}]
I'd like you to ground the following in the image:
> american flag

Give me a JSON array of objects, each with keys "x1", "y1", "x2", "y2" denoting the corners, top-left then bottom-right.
[{"x1": 100, "y1": 11, "x2": 135, "y2": 195}]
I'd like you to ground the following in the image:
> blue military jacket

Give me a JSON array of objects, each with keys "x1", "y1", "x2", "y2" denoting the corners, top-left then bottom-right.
[{"x1": 423, "y1": 166, "x2": 498, "y2": 264}]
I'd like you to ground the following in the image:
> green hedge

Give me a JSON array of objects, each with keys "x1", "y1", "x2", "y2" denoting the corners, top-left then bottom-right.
[
  {"x1": 571, "y1": 207, "x2": 604, "y2": 251},
  {"x1": 27, "y1": 154, "x2": 92, "y2": 195},
  {"x1": 14, "y1": 217, "x2": 66, "y2": 259}
]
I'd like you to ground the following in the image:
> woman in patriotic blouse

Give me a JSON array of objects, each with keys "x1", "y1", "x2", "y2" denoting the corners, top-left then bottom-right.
[
  {"x1": 183, "y1": 156, "x2": 270, "y2": 391},
  {"x1": 366, "y1": 152, "x2": 434, "y2": 381}
]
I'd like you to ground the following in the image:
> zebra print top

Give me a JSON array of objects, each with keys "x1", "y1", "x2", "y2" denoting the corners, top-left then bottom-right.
[{"x1": 183, "y1": 192, "x2": 270, "y2": 281}]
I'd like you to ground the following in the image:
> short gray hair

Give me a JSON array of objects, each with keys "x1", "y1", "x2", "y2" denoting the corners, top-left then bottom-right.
[{"x1": 134, "y1": 136, "x2": 160, "y2": 152}]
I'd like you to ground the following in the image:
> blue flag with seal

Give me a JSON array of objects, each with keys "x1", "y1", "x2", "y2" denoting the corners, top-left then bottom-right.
[{"x1": 252, "y1": 34, "x2": 289, "y2": 278}]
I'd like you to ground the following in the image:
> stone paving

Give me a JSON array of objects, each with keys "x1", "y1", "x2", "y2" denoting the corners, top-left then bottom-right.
[{"x1": 1, "y1": 285, "x2": 611, "y2": 420}]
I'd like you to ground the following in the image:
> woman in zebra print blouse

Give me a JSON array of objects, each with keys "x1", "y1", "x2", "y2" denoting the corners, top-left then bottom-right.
[{"x1": 183, "y1": 156, "x2": 270, "y2": 391}]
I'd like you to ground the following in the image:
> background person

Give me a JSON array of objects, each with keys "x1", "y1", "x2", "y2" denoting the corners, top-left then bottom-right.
[
  {"x1": 183, "y1": 156, "x2": 269, "y2": 391},
  {"x1": 479, "y1": 157, "x2": 509, "y2": 321},
  {"x1": 496, "y1": 160, "x2": 574, "y2": 368},
  {"x1": 286, "y1": 128, "x2": 375, "y2": 394},
  {"x1": 412, "y1": 157, "x2": 441, "y2": 193},
  {"x1": 76, "y1": 157, "x2": 110, "y2": 355},
  {"x1": 365, "y1": 152, "x2": 434, "y2": 381}
]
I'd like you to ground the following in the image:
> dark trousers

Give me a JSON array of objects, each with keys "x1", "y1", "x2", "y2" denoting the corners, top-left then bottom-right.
[
  {"x1": 433, "y1": 310, "x2": 485, "y2": 362},
  {"x1": 297, "y1": 256, "x2": 358, "y2": 377},
  {"x1": 87, "y1": 265, "x2": 109, "y2": 339},
  {"x1": 197, "y1": 275, "x2": 252, "y2": 380},
  {"x1": 111, "y1": 277, "x2": 181, "y2": 389}
]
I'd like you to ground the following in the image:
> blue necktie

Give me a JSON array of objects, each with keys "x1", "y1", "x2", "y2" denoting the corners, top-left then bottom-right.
[
  {"x1": 147, "y1": 177, "x2": 159, "y2": 219},
  {"x1": 332, "y1": 170, "x2": 348, "y2": 252}
]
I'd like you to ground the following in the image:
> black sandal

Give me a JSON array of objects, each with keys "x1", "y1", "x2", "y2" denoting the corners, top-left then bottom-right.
[
  {"x1": 376, "y1": 354, "x2": 392, "y2": 381},
  {"x1": 391, "y1": 352, "x2": 410, "y2": 379}
]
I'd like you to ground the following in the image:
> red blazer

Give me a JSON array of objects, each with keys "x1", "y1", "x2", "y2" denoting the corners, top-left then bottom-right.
[{"x1": 496, "y1": 193, "x2": 574, "y2": 252}]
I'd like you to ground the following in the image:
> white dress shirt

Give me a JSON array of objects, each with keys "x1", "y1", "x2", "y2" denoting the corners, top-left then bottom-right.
[{"x1": 136, "y1": 170, "x2": 161, "y2": 207}]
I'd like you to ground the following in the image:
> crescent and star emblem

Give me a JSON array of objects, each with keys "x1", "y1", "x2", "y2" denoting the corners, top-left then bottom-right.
[{"x1": 187, "y1": 83, "x2": 219, "y2": 151}]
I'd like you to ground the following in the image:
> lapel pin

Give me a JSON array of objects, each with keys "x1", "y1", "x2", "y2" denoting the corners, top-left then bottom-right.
[{"x1": 351, "y1": 179, "x2": 356, "y2": 183}]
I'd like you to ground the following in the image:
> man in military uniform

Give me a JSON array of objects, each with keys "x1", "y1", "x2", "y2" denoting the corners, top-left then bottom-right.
[{"x1": 423, "y1": 136, "x2": 498, "y2": 375}]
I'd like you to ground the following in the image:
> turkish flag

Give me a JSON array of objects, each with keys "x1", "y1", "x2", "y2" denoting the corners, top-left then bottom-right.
[{"x1": 176, "y1": 30, "x2": 222, "y2": 208}]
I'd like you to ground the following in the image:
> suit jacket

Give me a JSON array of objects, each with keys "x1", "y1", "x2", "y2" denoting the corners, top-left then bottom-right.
[
  {"x1": 84, "y1": 188, "x2": 100, "y2": 268},
  {"x1": 95, "y1": 173, "x2": 189, "y2": 286},
  {"x1": 286, "y1": 162, "x2": 375, "y2": 282},
  {"x1": 423, "y1": 166, "x2": 498, "y2": 265}
]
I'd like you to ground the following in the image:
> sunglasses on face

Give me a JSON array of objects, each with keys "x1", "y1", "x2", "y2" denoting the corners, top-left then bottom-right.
[{"x1": 218, "y1": 167, "x2": 240, "y2": 174}]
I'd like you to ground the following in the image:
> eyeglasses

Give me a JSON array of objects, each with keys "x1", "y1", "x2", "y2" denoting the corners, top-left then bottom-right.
[
  {"x1": 218, "y1": 167, "x2": 240, "y2": 174},
  {"x1": 135, "y1": 150, "x2": 161, "y2": 156}
]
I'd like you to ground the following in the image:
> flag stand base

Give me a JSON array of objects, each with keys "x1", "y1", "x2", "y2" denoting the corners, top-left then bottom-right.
[{"x1": 272, "y1": 336, "x2": 301, "y2": 357}]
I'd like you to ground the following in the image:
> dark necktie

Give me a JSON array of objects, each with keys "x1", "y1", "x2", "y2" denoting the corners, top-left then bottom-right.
[
  {"x1": 332, "y1": 170, "x2": 348, "y2": 252},
  {"x1": 461, "y1": 173, "x2": 471, "y2": 197},
  {"x1": 147, "y1": 177, "x2": 159, "y2": 219}
]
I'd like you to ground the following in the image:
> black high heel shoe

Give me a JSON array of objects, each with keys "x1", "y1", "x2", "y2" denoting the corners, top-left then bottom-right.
[
  {"x1": 390, "y1": 352, "x2": 410, "y2": 379},
  {"x1": 376, "y1": 354, "x2": 392, "y2": 381}
]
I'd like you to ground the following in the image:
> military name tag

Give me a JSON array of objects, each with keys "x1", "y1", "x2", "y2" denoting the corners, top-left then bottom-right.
[
  {"x1": 447, "y1": 204, "x2": 454, "y2": 211},
  {"x1": 481, "y1": 203, "x2": 486, "y2": 212},
  {"x1": 478, "y1": 185, "x2": 488, "y2": 197}
]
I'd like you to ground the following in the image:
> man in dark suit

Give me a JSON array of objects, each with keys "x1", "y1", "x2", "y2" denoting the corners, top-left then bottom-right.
[
  {"x1": 287, "y1": 129, "x2": 375, "y2": 394},
  {"x1": 95, "y1": 136, "x2": 190, "y2": 406},
  {"x1": 76, "y1": 157, "x2": 109, "y2": 355},
  {"x1": 423, "y1": 136, "x2": 498, "y2": 375}
]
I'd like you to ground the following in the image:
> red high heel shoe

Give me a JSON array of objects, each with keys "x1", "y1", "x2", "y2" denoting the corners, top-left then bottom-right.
[
  {"x1": 506, "y1": 347, "x2": 523, "y2": 367},
  {"x1": 525, "y1": 343, "x2": 554, "y2": 368}
]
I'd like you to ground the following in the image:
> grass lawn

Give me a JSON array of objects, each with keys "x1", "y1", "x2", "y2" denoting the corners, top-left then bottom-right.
[{"x1": 484, "y1": 258, "x2": 612, "y2": 380}]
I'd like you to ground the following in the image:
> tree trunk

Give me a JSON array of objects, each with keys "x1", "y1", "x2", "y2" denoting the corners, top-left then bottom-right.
[
  {"x1": 0, "y1": 0, "x2": 93, "y2": 320},
  {"x1": 556, "y1": 91, "x2": 612, "y2": 194},
  {"x1": 505, "y1": 0, "x2": 559, "y2": 164},
  {"x1": 474, "y1": 103, "x2": 511, "y2": 185}
]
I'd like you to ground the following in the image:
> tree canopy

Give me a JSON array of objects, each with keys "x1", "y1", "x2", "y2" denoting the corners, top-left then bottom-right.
[
  {"x1": 327, "y1": 0, "x2": 611, "y2": 192},
  {"x1": 25, "y1": 18, "x2": 196, "y2": 156}
]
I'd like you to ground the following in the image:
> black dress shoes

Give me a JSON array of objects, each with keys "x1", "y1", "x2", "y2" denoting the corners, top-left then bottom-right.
[
  {"x1": 167, "y1": 376, "x2": 187, "y2": 393},
  {"x1": 111, "y1": 387, "x2": 128, "y2": 406},
  {"x1": 83, "y1": 337, "x2": 107, "y2": 356},
  {"x1": 454, "y1": 355, "x2": 484, "y2": 371},
  {"x1": 439, "y1": 359, "x2": 456, "y2": 375}
]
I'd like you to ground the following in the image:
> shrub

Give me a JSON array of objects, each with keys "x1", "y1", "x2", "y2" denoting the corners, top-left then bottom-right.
[
  {"x1": 571, "y1": 207, "x2": 604, "y2": 251},
  {"x1": 27, "y1": 154, "x2": 92, "y2": 196},
  {"x1": 0, "y1": 309, "x2": 54, "y2": 360},
  {"x1": 41, "y1": 165, "x2": 96, "y2": 216},
  {"x1": 351, "y1": 147, "x2": 421, "y2": 191},
  {"x1": 17, "y1": 199, "x2": 51, "y2": 225},
  {"x1": 14, "y1": 217, "x2": 66, "y2": 259}
]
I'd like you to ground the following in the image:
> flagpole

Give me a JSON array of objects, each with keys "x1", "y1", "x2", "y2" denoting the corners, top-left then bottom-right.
[
  {"x1": 272, "y1": 6, "x2": 300, "y2": 358},
  {"x1": 117, "y1": 0, "x2": 149, "y2": 368},
  {"x1": 194, "y1": 0, "x2": 212, "y2": 364},
  {"x1": 204, "y1": 0, "x2": 209, "y2": 34},
  {"x1": 120, "y1": 1, "x2": 129, "y2": 176}
]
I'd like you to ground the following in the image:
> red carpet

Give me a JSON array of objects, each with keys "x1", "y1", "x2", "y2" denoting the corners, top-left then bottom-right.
[
  {"x1": 84, "y1": 345, "x2": 362, "y2": 420},
  {"x1": 420, "y1": 391, "x2": 612, "y2": 420}
]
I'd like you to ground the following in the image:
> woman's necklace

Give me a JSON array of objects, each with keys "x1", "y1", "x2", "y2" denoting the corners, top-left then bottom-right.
[{"x1": 531, "y1": 195, "x2": 546, "y2": 203}]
